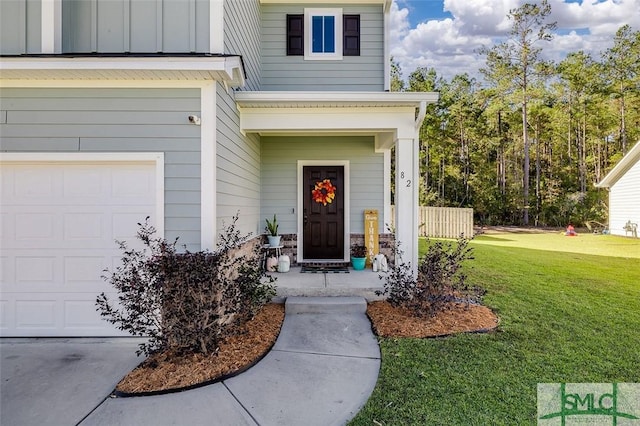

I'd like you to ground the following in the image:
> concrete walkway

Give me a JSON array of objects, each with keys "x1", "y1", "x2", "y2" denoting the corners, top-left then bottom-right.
[{"x1": 1, "y1": 297, "x2": 380, "y2": 426}]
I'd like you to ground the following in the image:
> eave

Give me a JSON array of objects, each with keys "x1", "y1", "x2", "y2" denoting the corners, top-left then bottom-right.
[
  {"x1": 234, "y1": 91, "x2": 439, "y2": 109},
  {"x1": 235, "y1": 91, "x2": 439, "y2": 150},
  {"x1": 0, "y1": 54, "x2": 245, "y2": 87},
  {"x1": 596, "y1": 140, "x2": 640, "y2": 188},
  {"x1": 260, "y1": 0, "x2": 391, "y2": 8}
]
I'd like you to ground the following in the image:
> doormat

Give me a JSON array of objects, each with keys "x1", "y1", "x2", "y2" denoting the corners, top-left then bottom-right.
[{"x1": 301, "y1": 263, "x2": 350, "y2": 273}]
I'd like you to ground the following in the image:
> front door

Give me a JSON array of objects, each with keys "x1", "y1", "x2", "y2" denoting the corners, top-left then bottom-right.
[{"x1": 303, "y1": 166, "x2": 344, "y2": 260}]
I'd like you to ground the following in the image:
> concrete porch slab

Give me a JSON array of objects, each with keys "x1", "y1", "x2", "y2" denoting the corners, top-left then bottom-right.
[{"x1": 271, "y1": 267, "x2": 386, "y2": 301}]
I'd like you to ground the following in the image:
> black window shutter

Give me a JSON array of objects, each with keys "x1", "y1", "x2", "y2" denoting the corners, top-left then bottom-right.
[
  {"x1": 287, "y1": 14, "x2": 304, "y2": 56},
  {"x1": 343, "y1": 15, "x2": 360, "y2": 56}
]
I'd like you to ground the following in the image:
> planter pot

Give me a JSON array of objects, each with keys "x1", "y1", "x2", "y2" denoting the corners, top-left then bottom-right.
[
  {"x1": 351, "y1": 257, "x2": 366, "y2": 270},
  {"x1": 267, "y1": 235, "x2": 281, "y2": 247}
]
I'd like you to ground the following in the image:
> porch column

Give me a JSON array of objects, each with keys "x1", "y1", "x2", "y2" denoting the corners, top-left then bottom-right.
[
  {"x1": 200, "y1": 82, "x2": 217, "y2": 250},
  {"x1": 395, "y1": 137, "x2": 419, "y2": 277}
]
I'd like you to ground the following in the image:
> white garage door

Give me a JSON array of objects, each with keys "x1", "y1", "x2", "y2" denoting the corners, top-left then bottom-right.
[{"x1": 0, "y1": 157, "x2": 161, "y2": 337}]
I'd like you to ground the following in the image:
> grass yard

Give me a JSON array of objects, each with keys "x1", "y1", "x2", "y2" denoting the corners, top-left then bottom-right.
[{"x1": 350, "y1": 232, "x2": 640, "y2": 425}]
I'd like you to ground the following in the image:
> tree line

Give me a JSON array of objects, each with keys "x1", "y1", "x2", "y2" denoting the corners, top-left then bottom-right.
[{"x1": 392, "y1": 0, "x2": 639, "y2": 227}]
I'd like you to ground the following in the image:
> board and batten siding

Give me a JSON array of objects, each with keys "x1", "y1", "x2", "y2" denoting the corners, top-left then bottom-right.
[
  {"x1": 609, "y1": 158, "x2": 640, "y2": 237},
  {"x1": 0, "y1": 87, "x2": 202, "y2": 250},
  {"x1": 224, "y1": 0, "x2": 261, "y2": 91},
  {"x1": 61, "y1": 0, "x2": 211, "y2": 53},
  {"x1": 217, "y1": 84, "x2": 262, "y2": 236},
  {"x1": 0, "y1": 0, "x2": 42, "y2": 54},
  {"x1": 260, "y1": 136, "x2": 384, "y2": 234},
  {"x1": 260, "y1": 4, "x2": 384, "y2": 91}
]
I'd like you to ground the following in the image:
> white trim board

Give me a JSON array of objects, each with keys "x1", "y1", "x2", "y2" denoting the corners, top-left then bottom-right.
[{"x1": 297, "y1": 160, "x2": 350, "y2": 263}]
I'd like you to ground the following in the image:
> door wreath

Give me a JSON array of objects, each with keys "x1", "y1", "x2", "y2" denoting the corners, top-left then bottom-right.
[{"x1": 312, "y1": 179, "x2": 336, "y2": 206}]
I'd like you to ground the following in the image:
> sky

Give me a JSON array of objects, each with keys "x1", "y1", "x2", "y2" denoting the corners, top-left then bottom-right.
[{"x1": 390, "y1": 0, "x2": 640, "y2": 82}]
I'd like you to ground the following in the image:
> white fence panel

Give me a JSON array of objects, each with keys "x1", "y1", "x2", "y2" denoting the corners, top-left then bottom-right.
[{"x1": 391, "y1": 206, "x2": 474, "y2": 238}]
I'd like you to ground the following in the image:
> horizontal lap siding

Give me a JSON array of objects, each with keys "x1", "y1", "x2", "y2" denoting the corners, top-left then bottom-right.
[
  {"x1": 224, "y1": 0, "x2": 261, "y2": 90},
  {"x1": 609, "y1": 160, "x2": 640, "y2": 236},
  {"x1": 0, "y1": 87, "x2": 202, "y2": 250},
  {"x1": 261, "y1": 136, "x2": 383, "y2": 234},
  {"x1": 216, "y1": 0, "x2": 263, "y2": 237},
  {"x1": 261, "y1": 4, "x2": 384, "y2": 91}
]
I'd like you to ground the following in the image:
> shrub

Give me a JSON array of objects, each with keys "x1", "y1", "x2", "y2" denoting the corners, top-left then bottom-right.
[
  {"x1": 377, "y1": 236, "x2": 482, "y2": 317},
  {"x1": 96, "y1": 214, "x2": 275, "y2": 356}
]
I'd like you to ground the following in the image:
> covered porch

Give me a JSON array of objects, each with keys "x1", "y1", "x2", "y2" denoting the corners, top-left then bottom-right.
[{"x1": 236, "y1": 91, "x2": 438, "y2": 275}]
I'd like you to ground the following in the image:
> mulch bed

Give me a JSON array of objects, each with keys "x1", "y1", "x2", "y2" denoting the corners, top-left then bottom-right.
[
  {"x1": 115, "y1": 303, "x2": 285, "y2": 395},
  {"x1": 367, "y1": 300, "x2": 499, "y2": 338},
  {"x1": 114, "y1": 300, "x2": 499, "y2": 395}
]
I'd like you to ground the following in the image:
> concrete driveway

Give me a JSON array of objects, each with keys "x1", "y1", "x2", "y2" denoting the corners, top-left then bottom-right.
[
  {"x1": 1, "y1": 298, "x2": 380, "y2": 426},
  {"x1": 0, "y1": 338, "x2": 144, "y2": 426}
]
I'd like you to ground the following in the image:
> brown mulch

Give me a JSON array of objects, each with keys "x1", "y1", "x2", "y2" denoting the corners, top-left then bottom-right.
[
  {"x1": 115, "y1": 300, "x2": 499, "y2": 395},
  {"x1": 115, "y1": 303, "x2": 285, "y2": 395},
  {"x1": 367, "y1": 300, "x2": 499, "y2": 338}
]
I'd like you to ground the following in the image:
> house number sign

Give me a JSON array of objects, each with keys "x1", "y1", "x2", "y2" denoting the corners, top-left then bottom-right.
[{"x1": 400, "y1": 171, "x2": 411, "y2": 187}]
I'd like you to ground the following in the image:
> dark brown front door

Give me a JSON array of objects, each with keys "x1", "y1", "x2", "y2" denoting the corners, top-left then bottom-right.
[{"x1": 303, "y1": 166, "x2": 344, "y2": 260}]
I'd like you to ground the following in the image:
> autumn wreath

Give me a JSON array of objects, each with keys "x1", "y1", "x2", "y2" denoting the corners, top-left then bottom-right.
[{"x1": 312, "y1": 179, "x2": 336, "y2": 206}]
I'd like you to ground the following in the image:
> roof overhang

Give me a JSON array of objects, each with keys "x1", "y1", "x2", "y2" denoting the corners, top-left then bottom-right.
[
  {"x1": 0, "y1": 55, "x2": 245, "y2": 87},
  {"x1": 235, "y1": 91, "x2": 438, "y2": 109},
  {"x1": 260, "y1": 0, "x2": 391, "y2": 7},
  {"x1": 235, "y1": 91, "x2": 439, "y2": 150},
  {"x1": 596, "y1": 140, "x2": 640, "y2": 188}
]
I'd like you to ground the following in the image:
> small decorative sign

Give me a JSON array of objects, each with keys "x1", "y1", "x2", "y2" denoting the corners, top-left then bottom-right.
[{"x1": 364, "y1": 210, "x2": 379, "y2": 267}]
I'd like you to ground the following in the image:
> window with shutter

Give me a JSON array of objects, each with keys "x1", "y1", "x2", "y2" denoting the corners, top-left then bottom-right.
[{"x1": 285, "y1": 10, "x2": 361, "y2": 60}]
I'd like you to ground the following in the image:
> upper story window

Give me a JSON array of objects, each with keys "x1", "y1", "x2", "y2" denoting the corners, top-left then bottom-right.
[{"x1": 286, "y1": 9, "x2": 360, "y2": 60}]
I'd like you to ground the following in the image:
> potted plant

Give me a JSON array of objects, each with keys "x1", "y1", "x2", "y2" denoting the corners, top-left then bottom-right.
[
  {"x1": 351, "y1": 244, "x2": 367, "y2": 270},
  {"x1": 265, "y1": 214, "x2": 281, "y2": 247}
]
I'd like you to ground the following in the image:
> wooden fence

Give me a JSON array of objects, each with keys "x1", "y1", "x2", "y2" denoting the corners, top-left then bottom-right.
[{"x1": 391, "y1": 206, "x2": 474, "y2": 238}]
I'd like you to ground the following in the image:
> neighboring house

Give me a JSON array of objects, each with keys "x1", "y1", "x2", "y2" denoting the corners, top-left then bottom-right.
[
  {"x1": 596, "y1": 141, "x2": 640, "y2": 237},
  {"x1": 0, "y1": 0, "x2": 437, "y2": 337}
]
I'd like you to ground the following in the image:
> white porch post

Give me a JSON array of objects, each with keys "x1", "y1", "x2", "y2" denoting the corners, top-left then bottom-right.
[
  {"x1": 395, "y1": 137, "x2": 419, "y2": 277},
  {"x1": 200, "y1": 82, "x2": 217, "y2": 250}
]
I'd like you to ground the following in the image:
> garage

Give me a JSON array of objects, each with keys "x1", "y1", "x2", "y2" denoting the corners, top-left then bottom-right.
[{"x1": 0, "y1": 154, "x2": 163, "y2": 337}]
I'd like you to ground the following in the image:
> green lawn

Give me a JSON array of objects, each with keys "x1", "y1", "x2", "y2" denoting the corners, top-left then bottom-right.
[{"x1": 350, "y1": 233, "x2": 640, "y2": 425}]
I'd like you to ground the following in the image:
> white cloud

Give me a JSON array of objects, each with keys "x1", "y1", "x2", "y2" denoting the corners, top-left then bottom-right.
[
  {"x1": 551, "y1": 0, "x2": 640, "y2": 35},
  {"x1": 390, "y1": 0, "x2": 640, "y2": 83},
  {"x1": 443, "y1": 0, "x2": 518, "y2": 35}
]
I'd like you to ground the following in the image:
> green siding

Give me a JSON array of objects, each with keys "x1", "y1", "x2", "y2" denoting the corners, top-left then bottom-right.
[
  {"x1": 260, "y1": 136, "x2": 384, "y2": 234},
  {"x1": 224, "y1": 0, "x2": 261, "y2": 90},
  {"x1": 216, "y1": 84, "x2": 262, "y2": 237},
  {"x1": 261, "y1": 4, "x2": 385, "y2": 91},
  {"x1": 0, "y1": 87, "x2": 202, "y2": 251},
  {"x1": 219, "y1": 2, "x2": 262, "y2": 236},
  {"x1": 61, "y1": 0, "x2": 210, "y2": 53},
  {"x1": 0, "y1": 0, "x2": 41, "y2": 54}
]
